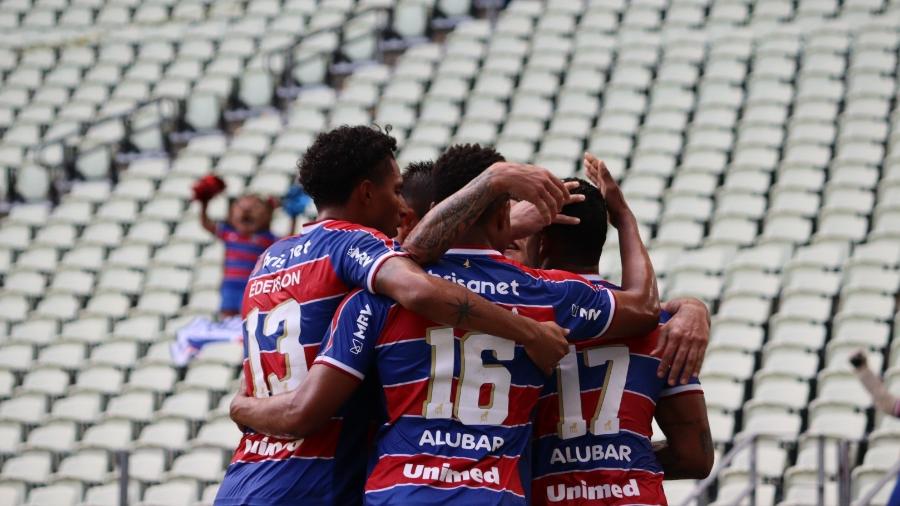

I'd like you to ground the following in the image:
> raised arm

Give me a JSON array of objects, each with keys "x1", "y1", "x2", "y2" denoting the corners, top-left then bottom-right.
[
  {"x1": 584, "y1": 154, "x2": 659, "y2": 339},
  {"x1": 199, "y1": 200, "x2": 217, "y2": 235},
  {"x1": 653, "y1": 393, "x2": 714, "y2": 480},
  {"x1": 403, "y1": 163, "x2": 570, "y2": 265},
  {"x1": 851, "y1": 351, "x2": 900, "y2": 417},
  {"x1": 373, "y1": 256, "x2": 568, "y2": 374},
  {"x1": 231, "y1": 364, "x2": 358, "y2": 438}
]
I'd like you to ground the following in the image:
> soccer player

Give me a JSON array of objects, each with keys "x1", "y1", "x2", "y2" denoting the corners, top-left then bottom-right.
[
  {"x1": 526, "y1": 165, "x2": 713, "y2": 505},
  {"x1": 214, "y1": 128, "x2": 573, "y2": 506},
  {"x1": 395, "y1": 160, "x2": 434, "y2": 244},
  {"x1": 229, "y1": 144, "x2": 659, "y2": 504}
]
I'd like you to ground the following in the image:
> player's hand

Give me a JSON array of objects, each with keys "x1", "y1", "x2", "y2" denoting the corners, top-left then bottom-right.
[
  {"x1": 229, "y1": 386, "x2": 251, "y2": 433},
  {"x1": 508, "y1": 181, "x2": 586, "y2": 239},
  {"x1": 652, "y1": 299, "x2": 710, "y2": 385},
  {"x1": 582, "y1": 153, "x2": 632, "y2": 228},
  {"x1": 488, "y1": 162, "x2": 570, "y2": 226},
  {"x1": 525, "y1": 320, "x2": 570, "y2": 376},
  {"x1": 849, "y1": 350, "x2": 867, "y2": 369}
]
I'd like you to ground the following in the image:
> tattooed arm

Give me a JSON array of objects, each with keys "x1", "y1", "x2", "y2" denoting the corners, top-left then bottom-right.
[
  {"x1": 653, "y1": 393, "x2": 715, "y2": 479},
  {"x1": 403, "y1": 163, "x2": 570, "y2": 265},
  {"x1": 373, "y1": 256, "x2": 569, "y2": 374}
]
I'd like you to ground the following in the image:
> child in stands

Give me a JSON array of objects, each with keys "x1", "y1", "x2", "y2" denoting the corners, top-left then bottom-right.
[{"x1": 194, "y1": 175, "x2": 279, "y2": 317}]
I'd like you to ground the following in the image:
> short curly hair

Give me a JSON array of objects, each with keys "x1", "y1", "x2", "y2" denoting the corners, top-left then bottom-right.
[
  {"x1": 297, "y1": 125, "x2": 398, "y2": 207},
  {"x1": 432, "y1": 144, "x2": 505, "y2": 204},
  {"x1": 544, "y1": 177, "x2": 608, "y2": 266},
  {"x1": 402, "y1": 160, "x2": 434, "y2": 219}
]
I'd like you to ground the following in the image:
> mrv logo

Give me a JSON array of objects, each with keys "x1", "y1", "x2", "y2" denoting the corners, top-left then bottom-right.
[
  {"x1": 350, "y1": 304, "x2": 372, "y2": 355},
  {"x1": 348, "y1": 246, "x2": 375, "y2": 267},
  {"x1": 571, "y1": 304, "x2": 603, "y2": 320}
]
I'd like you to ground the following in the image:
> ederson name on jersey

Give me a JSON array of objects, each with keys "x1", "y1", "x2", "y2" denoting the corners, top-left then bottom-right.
[{"x1": 214, "y1": 220, "x2": 405, "y2": 506}]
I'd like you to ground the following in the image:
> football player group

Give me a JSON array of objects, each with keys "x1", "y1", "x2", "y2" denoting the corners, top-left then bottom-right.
[{"x1": 213, "y1": 125, "x2": 715, "y2": 506}]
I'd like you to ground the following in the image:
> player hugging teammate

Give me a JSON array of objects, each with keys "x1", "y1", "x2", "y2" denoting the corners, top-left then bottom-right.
[{"x1": 215, "y1": 126, "x2": 712, "y2": 506}]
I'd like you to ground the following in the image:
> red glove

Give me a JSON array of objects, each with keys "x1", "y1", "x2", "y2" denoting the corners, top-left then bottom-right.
[{"x1": 192, "y1": 175, "x2": 226, "y2": 202}]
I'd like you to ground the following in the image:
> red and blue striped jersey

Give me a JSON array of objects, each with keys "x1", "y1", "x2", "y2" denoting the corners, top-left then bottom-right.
[
  {"x1": 215, "y1": 220, "x2": 405, "y2": 506},
  {"x1": 216, "y1": 222, "x2": 278, "y2": 284},
  {"x1": 316, "y1": 248, "x2": 617, "y2": 506},
  {"x1": 531, "y1": 274, "x2": 703, "y2": 506}
]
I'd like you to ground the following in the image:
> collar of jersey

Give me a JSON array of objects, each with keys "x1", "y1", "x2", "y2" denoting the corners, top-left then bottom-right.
[
  {"x1": 445, "y1": 247, "x2": 503, "y2": 256},
  {"x1": 299, "y1": 219, "x2": 332, "y2": 234},
  {"x1": 575, "y1": 273, "x2": 603, "y2": 282}
]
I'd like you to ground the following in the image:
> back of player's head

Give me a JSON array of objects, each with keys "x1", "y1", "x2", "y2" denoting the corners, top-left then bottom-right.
[
  {"x1": 543, "y1": 178, "x2": 608, "y2": 267},
  {"x1": 297, "y1": 125, "x2": 398, "y2": 208},
  {"x1": 401, "y1": 160, "x2": 434, "y2": 219},
  {"x1": 432, "y1": 144, "x2": 504, "y2": 204}
]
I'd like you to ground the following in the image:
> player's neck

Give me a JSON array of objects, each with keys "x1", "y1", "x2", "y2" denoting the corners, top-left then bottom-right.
[
  {"x1": 453, "y1": 228, "x2": 494, "y2": 250},
  {"x1": 316, "y1": 206, "x2": 366, "y2": 226},
  {"x1": 542, "y1": 260, "x2": 599, "y2": 275}
]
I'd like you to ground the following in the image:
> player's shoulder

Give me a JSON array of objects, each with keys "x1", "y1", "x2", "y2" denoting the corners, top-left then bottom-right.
[
  {"x1": 485, "y1": 255, "x2": 590, "y2": 283},
  {"x1": 321, "y1": 220, "x2": 392, "y2": 240},
  {"x1": 340, "y1": 287, "x2": 396, "y2": 314}
]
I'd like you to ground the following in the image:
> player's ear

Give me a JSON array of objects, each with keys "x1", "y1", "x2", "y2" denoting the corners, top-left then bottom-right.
[
  {"x1": 537, "y1": 229, "x2": 552, "y2": 264},
  {"x1": 356, "y1": 179, "x2": 376, "y2": 205}
]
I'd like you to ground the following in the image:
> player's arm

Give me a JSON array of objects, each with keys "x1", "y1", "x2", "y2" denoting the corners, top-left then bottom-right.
[
  {"x1": 653, "y1": 298, "x2": 711, "y2": 385},
  {"x1": 231, "y1": 290, "x2": 382, "y2": 438},
  {"x1": 199, "y1": 200, "x2": 217, "y2": 235},
  {"x1": 230, "y1": 364, "x2": 359, "y2": 438},
  {"x1": 583, "y1": 154, "x2": 659, "y2": 339},
  {"x1": 373, "y1": 256, "x2": 568, "y2": 374},
  {"x1": 403, "y1": 163, "x2": 571, "y2": 266},
  {"x1": 653, "y1": 392, "x2": 714, "y2": 480}
]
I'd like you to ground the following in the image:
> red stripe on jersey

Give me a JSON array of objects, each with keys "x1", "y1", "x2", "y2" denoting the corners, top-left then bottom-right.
[
  {"x1": 230, "y1": 420, "x2": 343, "y2": 464},
  {"x1": 366, "y1": 454, "x2": 525, "y2": 497},
  {"x1": 322, "y1": 221, "x2": 396, "y2": 249},
  {"x1": 243, "y1": 256, "x2": 348, "y2": 316},
  {"x1": 383, "y1": 378, "x2": 430, "y2": 420},
  {"x1": 491, "y1": 256, "x2": 597, "y2": 289},
  {"x1": 226, "y1": 250, "x2": 263, "y2": 261},
  {"x1": 504, "y1": 384, "x2": 543, "y2": 426},
  {"x1": 377, "y1": 308, "x2": 432, "y2": 346},
  {"x1": 534, "y1": 391, "x2": 655, "y2": 439},
  {"x1": 531, "y1": 468, "x2": 665, "y2": 506}
]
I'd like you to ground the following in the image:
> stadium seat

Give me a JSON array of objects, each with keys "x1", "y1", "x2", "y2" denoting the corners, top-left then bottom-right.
[
  {"x1": 50, "y1": 393, "x2": 102, "y2": 425},
  {"x1": 55, "y1": 448, "x2": 110, "y2": 484},
  {"x1": 140, "y1": 479, "x2": 200, "y2": 506},
  {"x1": 81, "y1": 420, "x2": 133, "y2": 452},
  {"x1": 1, "y1": 451, "x2": 52, "y2": 485}
]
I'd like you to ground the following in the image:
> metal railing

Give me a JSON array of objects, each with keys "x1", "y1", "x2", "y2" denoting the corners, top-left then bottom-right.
[
  {"x1": 854, "y1": 459, "x2": 900, "y2": 506},
  {"x1": 678, "y1": 435, "x2": 855, "y2": 506}
]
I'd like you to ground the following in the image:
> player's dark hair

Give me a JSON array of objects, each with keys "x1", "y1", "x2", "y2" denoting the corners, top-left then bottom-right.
[
  {"x1": 402, "y1": 160, "x2": 434, "y2": 219},
  {"x1": 297, "y1": 125, "x2": 398, "y2": 207},
  {"x1": 432, "y1": 144, "x2": 505, "y2": 204},
  {"x1": 544, "y1": 177, "x2": 608, "y2": 266}
]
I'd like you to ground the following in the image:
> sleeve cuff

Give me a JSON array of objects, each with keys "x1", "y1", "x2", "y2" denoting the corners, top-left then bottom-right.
[
  {"x1": 314, "y1": 356, "x2": 365, "y2": 382},
  {"x1": 659, "y1": 383, "x2": 704, "y2": 398},
  {"x1": 366, "y1": 250, "x2": 409, "y2": 294}
]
